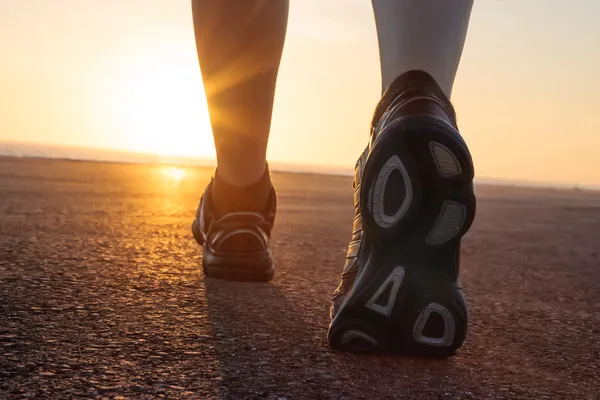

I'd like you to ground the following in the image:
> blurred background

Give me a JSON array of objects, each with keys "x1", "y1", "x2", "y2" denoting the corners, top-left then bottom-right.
[{"x1": 1, "y1": 0, "x2": 599, "y2": 187}]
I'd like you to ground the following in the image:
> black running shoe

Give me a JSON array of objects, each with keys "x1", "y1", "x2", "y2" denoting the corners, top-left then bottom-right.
[
  {"x1": 191, "y1": 180, "x2": 277, "y2": 282},
  {"x1": 328, "y1": 70, "x2": 476, "y2": 356}
]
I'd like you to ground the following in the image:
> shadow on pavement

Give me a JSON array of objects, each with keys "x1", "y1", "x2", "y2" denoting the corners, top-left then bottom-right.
[
  {"x1": 202, "y1": 276, "x2": 482, "y2": 400},
  {"x1": 203, "y1": 277, "x2": 325, "y2": 399}
]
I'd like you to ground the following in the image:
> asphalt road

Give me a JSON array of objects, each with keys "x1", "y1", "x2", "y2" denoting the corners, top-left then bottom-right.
[{"x1": 0, "y1": 157, "x2": 599, "y2": 399}]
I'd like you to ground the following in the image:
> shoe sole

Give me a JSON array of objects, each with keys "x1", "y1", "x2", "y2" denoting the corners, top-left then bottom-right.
[
  {"x1": 192, "y1": 220, "x2": 275, "y2": 282},
  {"x1": 328, "y1": 115, "x2": 476, "y2": 357}
]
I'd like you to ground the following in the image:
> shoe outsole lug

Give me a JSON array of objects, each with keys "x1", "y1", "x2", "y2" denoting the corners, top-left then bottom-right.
[
  {"x1": 340, "y1": 330, "x2": 379, "y2": 350},
  {"x1": 429, "y1": 141, "x2": 462, "y2": 177},
  {"x1": 364, "y1": 266, "x2": 406, "y2": 317},
  {"x1": 328, "y1": 318, "x2": 389, "y2": 353},
  {"x1": 412, "y1": 302, "x2": 456, "y2": 347},
  {"x1": 426, "y1": 200, "x2": 467, "y2": 246},
  {"x1": 370, "y1": 155, "x2": 413, "y2": 229}
]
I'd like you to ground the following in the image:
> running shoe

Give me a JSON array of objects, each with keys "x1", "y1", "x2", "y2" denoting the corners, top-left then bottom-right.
[
  {"x1": 192, "y1": 179, "x2": 277, "y2": 282},
  {"x1": 328, "y1": 70, "x2": 476, "y2": 356}
]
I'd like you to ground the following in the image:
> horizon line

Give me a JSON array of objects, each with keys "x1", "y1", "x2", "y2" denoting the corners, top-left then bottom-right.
[{"x1": 1, "y1": 140, "x2": 599, "y2": 192}]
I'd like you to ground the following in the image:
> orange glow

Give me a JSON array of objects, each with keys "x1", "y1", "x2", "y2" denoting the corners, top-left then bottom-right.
[
  {"x1": 1, "y1": 1, "x2": 600, "y2": 187},
  {"x1": 161, "y1": 166, "x2": 186, "y2": 183},
  {"x1": 114, "y1": 52, "x2": 215, "y2": 159}
]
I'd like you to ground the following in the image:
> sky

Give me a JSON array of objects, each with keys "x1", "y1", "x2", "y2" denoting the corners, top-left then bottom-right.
[{"x1": 1, "y1": 0, "x2": 599, "y2": 187}]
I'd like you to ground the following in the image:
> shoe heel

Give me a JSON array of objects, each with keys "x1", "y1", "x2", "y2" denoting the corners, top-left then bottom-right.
[
  {"x1": 329, "y1": 290, "x2": 467, "y2": 357},
  {"x1": 360, "y1": 116, "x2": 476, "y2": 247}
]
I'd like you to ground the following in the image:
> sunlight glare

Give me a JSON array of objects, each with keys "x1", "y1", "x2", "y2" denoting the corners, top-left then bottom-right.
[
  {"x1": 161, "y1": 166, "x2": 186, "y2": 183},
  {"x1": 116, "y1": 46, "x2": 216, "y2": 160}
]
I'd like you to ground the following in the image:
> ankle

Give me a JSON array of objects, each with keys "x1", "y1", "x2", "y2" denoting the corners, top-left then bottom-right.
[{"x1": 211, "y1": 164, "x2": 273, "y2": 214}]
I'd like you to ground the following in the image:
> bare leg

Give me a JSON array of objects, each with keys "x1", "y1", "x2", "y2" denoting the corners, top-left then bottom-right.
[
  {"x1": 191, "y1": 0, "x2": 289, "y2": 188},
  {"x1": 191, "y1": 1, "x2": 288, "y2": 281},
  {"x1": 371, "y1": 0, "x2": 474, "y2": 97}
]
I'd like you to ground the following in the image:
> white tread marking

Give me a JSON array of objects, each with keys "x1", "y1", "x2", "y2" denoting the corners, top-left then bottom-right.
[
  {"x1": 340, "y1": 330, "x2": 377, "y2": 347},
  {"x1": 426, "y1": 201, "x2": 467, "y2": 245},
  {"x1": 412, "y1": 302, "x2": 456, "y2": 347},
  {"x1": 365, "y1": 266, "x2": 406, "y2": 317},
  {"x1": 370, "y1": 155, "x2": 413, "y2": 229},
  {"x1": 429, "y1": 141, "x2": 462, "y2": 177}
]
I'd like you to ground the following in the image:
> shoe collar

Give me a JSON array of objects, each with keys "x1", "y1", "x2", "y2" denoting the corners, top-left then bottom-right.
[{"x1": 370, "y1": 70, "x2": 458, "y2": 135}]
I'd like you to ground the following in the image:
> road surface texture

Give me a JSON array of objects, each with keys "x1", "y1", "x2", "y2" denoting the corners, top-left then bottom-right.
[{"x1": 0, "y1": 157, "x2": 598, "y2": 399}]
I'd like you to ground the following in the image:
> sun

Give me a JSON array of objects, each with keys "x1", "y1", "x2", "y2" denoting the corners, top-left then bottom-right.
[
  {"x1": 116, "y1": 46, "x2": 216, "y2": 160},
  {"x1": 161, "y1": 166, "x2": 186, "y2": 182}
]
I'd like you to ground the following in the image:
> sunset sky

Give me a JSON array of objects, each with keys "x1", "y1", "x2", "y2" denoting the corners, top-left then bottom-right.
[{"x1": 1, "y1": 0, "x2": 599, "y2": 186}]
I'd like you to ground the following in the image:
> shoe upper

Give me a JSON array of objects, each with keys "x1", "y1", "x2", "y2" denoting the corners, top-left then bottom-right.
[
  {"x1": 331, "y1": 70, "x2": 460, "y2": 318},
  {"x1": 370, "y1": 70, "x2": 458, "y2": 147},
  {"x1": 331, "y1": 146, "x2": 370, "y2": 316},
  {"x1": 194, "y1": 180, "x2": 277, "y2": 255}
]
